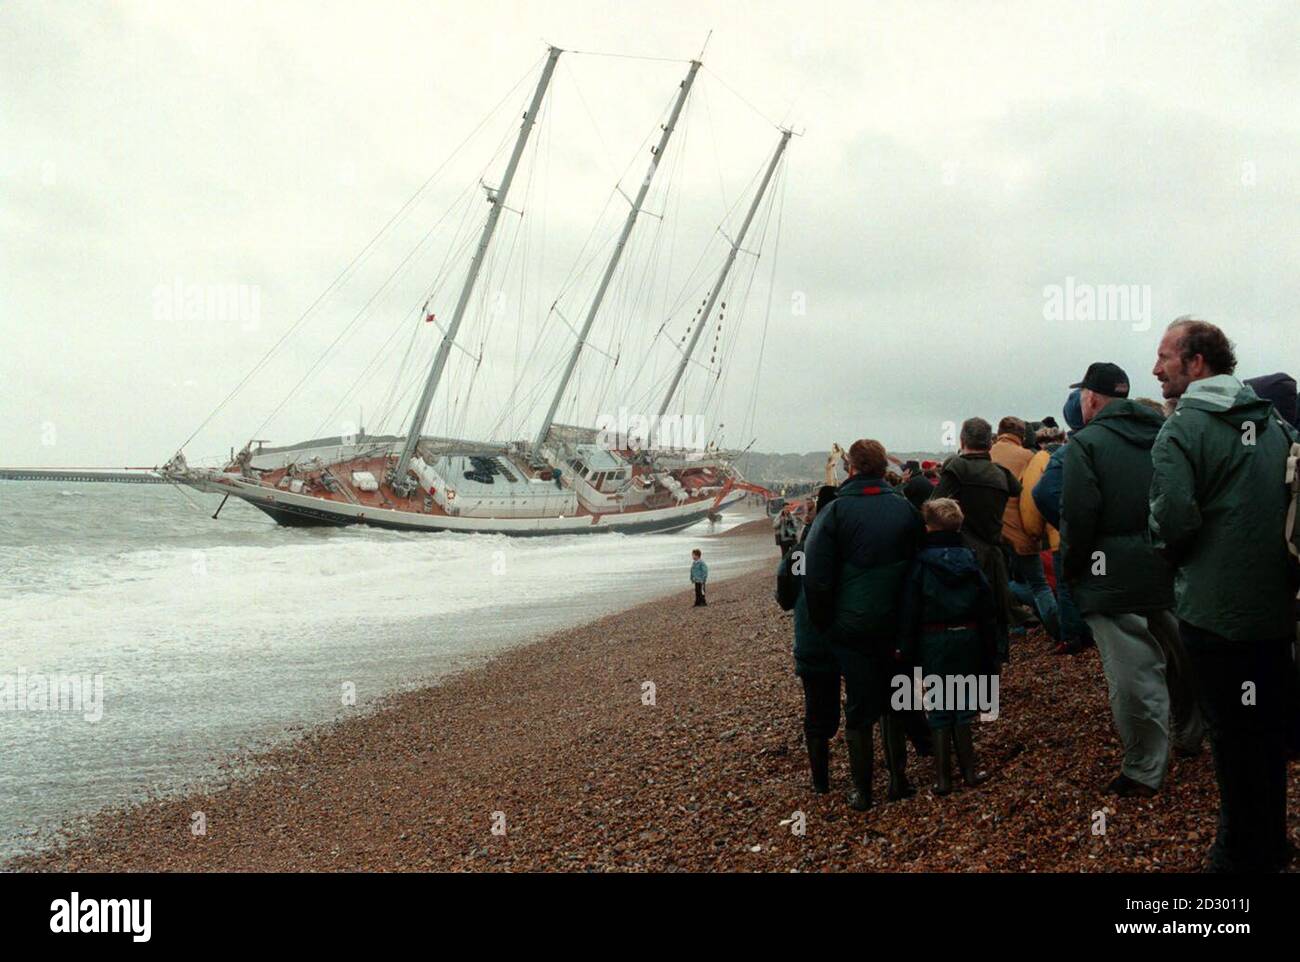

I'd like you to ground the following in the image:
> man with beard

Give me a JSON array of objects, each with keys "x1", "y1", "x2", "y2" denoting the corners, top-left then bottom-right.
[{"x1": 1150, "y1": 317, "x2": 1299, "y2": 872}]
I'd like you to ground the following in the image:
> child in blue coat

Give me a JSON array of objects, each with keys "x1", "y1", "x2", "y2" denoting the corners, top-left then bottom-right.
[
  {"x1": 896, "y1": 498, "x2": 997, "y2": 794},
  {"x1": 690, "y1": 549, "x2": 708, "y2": 607}
]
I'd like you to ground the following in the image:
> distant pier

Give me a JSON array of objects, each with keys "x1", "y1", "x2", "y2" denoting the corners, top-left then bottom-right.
[{"x1": 0, "y1": 468, "x2": 165, "y2": 484}]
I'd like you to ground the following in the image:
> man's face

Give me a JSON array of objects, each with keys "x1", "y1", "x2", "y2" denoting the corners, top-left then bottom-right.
[
  {"x1": 1081, "y1": 389, "x2": 1103, "y2": 424},
  {"x1": 1154, "y1": 328, "x2": 1193, "y2": 399}
]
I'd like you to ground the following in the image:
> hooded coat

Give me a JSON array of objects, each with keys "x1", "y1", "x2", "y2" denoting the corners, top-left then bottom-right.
[
  {"x1": 1149, "y1": 375, "x2": 1300, "y2": 641},
  {"x1": 897, "y1": 530, "x2": 998, "y2": 679},
  {"x1": 1059, "y1": 399, "x2": 1174, "y2": 615}
]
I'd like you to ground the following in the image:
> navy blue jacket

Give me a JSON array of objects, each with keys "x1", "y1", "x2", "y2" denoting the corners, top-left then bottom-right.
[
  {"x1": 804, "y1": 475, "x2": 924, "y2": 647},
  {"x1": 1031, "y1": 444, "x2": 1067, "y2": 532}
]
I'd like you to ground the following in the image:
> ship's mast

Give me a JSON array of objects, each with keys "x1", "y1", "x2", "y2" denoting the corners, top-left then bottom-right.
[
  {"x1": 656, "y1": 127, "x2": 792, "y2": 421},
  {"x1": 391, "y1": 46, "x2": 562, "y2": 494},
  {"x1": 531, "y1": 59, "x2": 702, "y2": 453}
]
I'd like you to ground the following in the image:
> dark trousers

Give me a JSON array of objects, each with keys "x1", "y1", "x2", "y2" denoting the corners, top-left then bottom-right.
[
  {"x1": 902, "y1": 705, "x2": 934, "y2": 754},
  {"x1": 800, "y1": 671, "x2": 842, "y2": 739},
  {"x1": 1179, "y1": 622, "x2": 1293, "y2": 872},
  {"x1": 829, "y1": 642, "x2": 885, "y2": 731},
  {"x1": 693, "y1": 582, "x2": 706, "y2": 606},
  {"x1": 1052, "y1": 550, "x2": 1093, "y2": 646}
]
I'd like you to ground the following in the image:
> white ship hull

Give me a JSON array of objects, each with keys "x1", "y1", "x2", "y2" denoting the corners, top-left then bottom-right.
[{"x1": 192, "y1": 471, "x2": 745, "y2": 535}]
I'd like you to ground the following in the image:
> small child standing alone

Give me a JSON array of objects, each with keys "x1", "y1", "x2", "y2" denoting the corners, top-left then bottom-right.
[{"x1": 690, "y1": 549, "x2": 709, "y2": 607}]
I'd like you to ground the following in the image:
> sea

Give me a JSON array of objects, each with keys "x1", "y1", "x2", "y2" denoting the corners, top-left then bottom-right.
[{"x1": 0, "y1": 480, "x2": 774, "y2": 859}]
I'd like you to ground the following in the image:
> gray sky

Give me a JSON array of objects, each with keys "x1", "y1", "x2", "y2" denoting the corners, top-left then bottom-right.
[{"x1": 3, "y1": 0, "x2": 1298, "y2": 467}]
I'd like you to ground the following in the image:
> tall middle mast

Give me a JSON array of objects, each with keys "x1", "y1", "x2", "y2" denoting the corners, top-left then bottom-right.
[
  {"x1": 391, "y1": 46, "x2": 562, "y2": 494},
  {"x1": 657, "y1": 127, "x2": 792, "y2": 420},
  {"x1": 532, "y1": 59, "x2": 702, "y2": 452}
]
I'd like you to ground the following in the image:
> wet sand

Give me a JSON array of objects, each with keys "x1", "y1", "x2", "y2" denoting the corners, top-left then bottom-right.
[{"x1": 10, "y1": 543, "x2": 1296, "y2": 872}]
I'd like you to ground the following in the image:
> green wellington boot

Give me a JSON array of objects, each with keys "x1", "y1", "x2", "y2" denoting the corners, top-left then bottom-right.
[
  {"x1": 843, "y1": 727, "x2": 873, "y2": 811},
  {"x1": 953, "y1": 723, "x2": 989, "y2": 787},
  {"x1": 806, "y1": 734, "x2": 830, "y2": 794},
  {"x1": 882, "y1": 713, "x2": 917, "y2": 800},
  {"x1": 933, "y1": 728, "x2": 954, "y2": 796}
]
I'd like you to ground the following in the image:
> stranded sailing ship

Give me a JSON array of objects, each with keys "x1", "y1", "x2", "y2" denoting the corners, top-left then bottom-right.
[{"x1": 164, "y1": 46, "x2": 791, "y2": 535}]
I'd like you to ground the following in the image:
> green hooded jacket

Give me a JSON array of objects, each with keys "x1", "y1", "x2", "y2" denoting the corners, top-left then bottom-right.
[
  {"x1": 1060, "y1": 399, "x2": 1174, "y2": 615},
  {"x1": 1149, "y1": 375, "x2": 1300, "y2": 641}
]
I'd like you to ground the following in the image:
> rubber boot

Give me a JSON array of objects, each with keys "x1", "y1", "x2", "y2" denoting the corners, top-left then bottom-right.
[
  {"x1": 953, "y1": 723, "x2": 989, "y2": 787},
  {"x1": 882, "y1": 713, "x2": 916, "y2": 800},
  {"x1": 843, "y1": 727, "x2": 873, "y2": 811},
  {"x1": 806, "y1": 734, "x2": 830, "y2": 794},
  {"x1": 903, "y1": 709, "x2": 933, "y2": 758},
  {"x1": 933, "y1": 728, "x2": 954, "y2": 796}
]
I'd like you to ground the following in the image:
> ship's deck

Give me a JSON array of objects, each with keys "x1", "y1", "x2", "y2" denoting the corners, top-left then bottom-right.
[{"x1": 248, "y1": 451, "x2": 730, "y2": 519}]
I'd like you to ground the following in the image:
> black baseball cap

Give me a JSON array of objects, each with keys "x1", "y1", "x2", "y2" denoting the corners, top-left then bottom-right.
[{"x1": 1071, "y1": 362, "x2": 1130, "y2": 398}]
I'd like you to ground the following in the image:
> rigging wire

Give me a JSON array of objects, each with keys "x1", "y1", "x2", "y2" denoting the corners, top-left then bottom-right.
[
  {"x1": 594, "y1": 84, "x2": 696, "y2": 420},
  {"x1": 162, "y1": 477, "x2": 273, "y2": 527},
  {"x1": 313, "y1": 175, "x2": 483, "y2": 437},
  {"x1": 254, "y1": 172, "x2": 502, "y2": 441},
  {"x1": 429, "y1": 74, "x2": 554, "y2": 443},
  {"x1": 561, "y1": 57, "x2": 622, "y2": 186},
  {"x1": 700, "y1": 161, "x2": 783, "y2": 420},
  {"x1": 372, "y1": 186, "x2": 489, "y2": 429},
  {"x1": 487, "y1": 71, "x2": 682, "y2": 439},
  {"x1": 319, "y1": 87, "x2": 531, "y2": 442},
  {"x1": 699, "y1": 81, "x2": 731, "y2": 223},
  {"x1": 177, "y1": 53, "x2": 547, "y2": 453},
  {"x1": 702, "y1": 64, "x2": 783, "y2": 131},
  {"x1": 563, "y1": 46, "x2": 692, "y2": 64},
  {"x1": 742, "y1": 159, "x2": 788, "y2": 443}
]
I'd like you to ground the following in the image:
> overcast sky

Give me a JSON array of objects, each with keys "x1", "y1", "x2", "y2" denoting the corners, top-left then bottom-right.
[{"x1": 3, "y1": 0, "x2": 1298, "y2": 467}]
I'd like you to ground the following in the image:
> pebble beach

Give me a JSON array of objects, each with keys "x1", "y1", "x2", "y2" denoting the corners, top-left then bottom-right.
[{"x1": 10, "y1": 526, "x2": 1297, "y2": 873}]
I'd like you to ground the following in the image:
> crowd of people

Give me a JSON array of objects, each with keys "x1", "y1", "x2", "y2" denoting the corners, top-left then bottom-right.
[{"x1": 773, "y1": 317, "x2": 1300, "y2": 873}]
